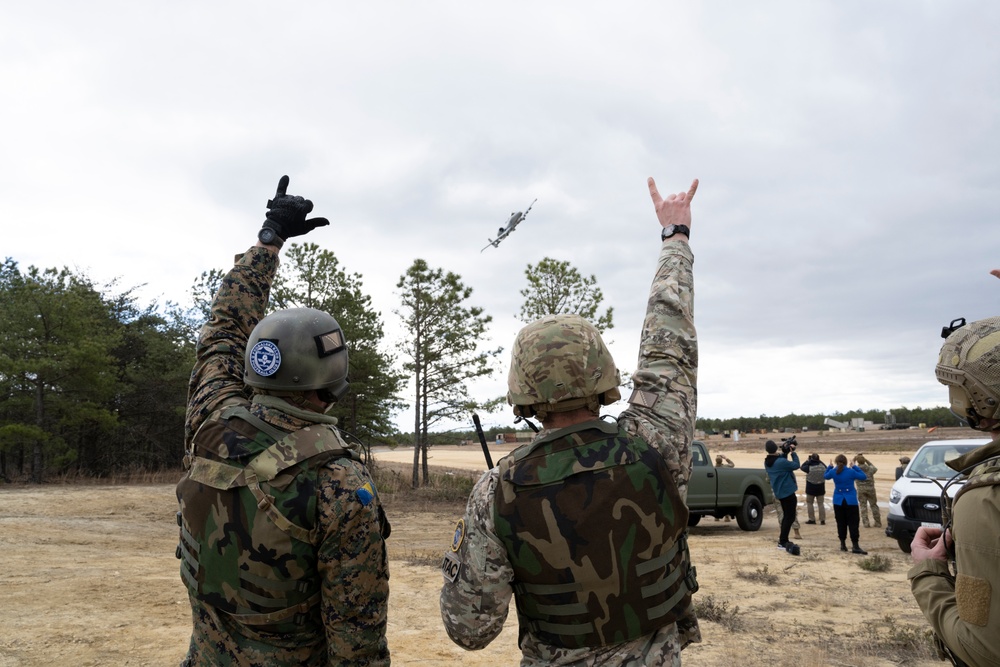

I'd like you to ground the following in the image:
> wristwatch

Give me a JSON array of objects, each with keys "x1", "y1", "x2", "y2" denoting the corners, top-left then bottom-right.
[
  {"x1": 661, "y1": 224, "x2": 690, "y2": 241},
  {"x1": 257, "y1": 227, "x2": 285, "y2": 249}
]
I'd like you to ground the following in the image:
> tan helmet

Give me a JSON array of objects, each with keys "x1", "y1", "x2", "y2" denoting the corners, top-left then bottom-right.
[
  {"x1": 507, "y1": 314, "x2": 621, "y2": 419},
  {"x1": 936, "y1": 316, "x2": 1000, "y2": 430},
  {"x1": 244, "y1": 307, "x2": 349, "y2": 402}
]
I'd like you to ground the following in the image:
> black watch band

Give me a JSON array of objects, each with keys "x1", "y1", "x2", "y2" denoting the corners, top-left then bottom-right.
[
  {"x1": 661, "y1": 224, "x2": 690, "y2": 241},
  {"x1": 258, "y1": 227, "x2": 285, "y2": 249}
]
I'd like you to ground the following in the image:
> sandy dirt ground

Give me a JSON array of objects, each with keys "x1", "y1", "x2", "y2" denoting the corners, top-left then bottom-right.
[{"x1": 0, "y1": 428, "x2": 979, "y2": 666}]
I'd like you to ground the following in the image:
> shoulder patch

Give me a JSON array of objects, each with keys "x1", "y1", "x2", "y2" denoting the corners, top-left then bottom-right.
[
  {"x1": 356, "y1": 481, "x2": 376, "y2": 506},
  {"x1": 442, "y1": 551, "x2": 462, "y2": 582},
  {"x1": 628, "y1": 388, "x2": 658, "y2": 408},
  {"x1": 450, "y1": 518, "x2": 465, "y2": 552}
]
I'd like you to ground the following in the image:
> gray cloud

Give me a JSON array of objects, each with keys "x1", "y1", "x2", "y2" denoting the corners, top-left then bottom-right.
[{"x1": 3, "y1": 0, "x2": 998, "y2": 431}]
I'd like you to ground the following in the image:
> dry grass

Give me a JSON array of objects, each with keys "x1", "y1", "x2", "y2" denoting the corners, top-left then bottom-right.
[
  {"x1": 852, "y1": 614, "x2": 937, "y2": 663},
  {"x1": 49, "y1": 467, "x2": 184, "y2": 485},
  {"x1": 736, "y1": 563, "x2": 780, "y2": 585},
  {"x1": 398, "y1": 548, "x2": 445, "y2": 568},
  {"x1": 691, "y1": 594, "x2": 746, "y2": 632},
  {"x1": 373, "y1": 460, "x2": 477, "y2": 511},
  {"x1": 858, "y1": 553, "x2": 893, "y2": 572}
]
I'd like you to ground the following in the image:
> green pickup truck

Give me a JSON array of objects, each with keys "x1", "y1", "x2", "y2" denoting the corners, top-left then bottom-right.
[{"x1": 687, "y1": 441, "x2": 774, "y2": 531}]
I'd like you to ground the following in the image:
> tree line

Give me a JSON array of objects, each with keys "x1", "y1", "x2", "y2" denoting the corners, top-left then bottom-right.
[
  {"x1": 3, "y1": 244, "x2": 954, "y2": 485},
  {"x1": 0, "y1": 249, "x2": 612, "y2": 484},
  {"x1": 694, "y1": 406, "x2": 962, "y2": 435}
]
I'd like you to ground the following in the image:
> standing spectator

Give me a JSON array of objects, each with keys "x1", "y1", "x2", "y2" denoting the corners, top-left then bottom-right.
[
  {"x1": 824, "y1": 454, "x2": 868, "y2": 554},
  {"x1": 800, "y1": 453, "x2": 827, "y2": 525},
  {"x1": 765, "y1": 439, "x2": 801, "y2": 553},
  {"x1": 895, "y1": 456, "x2": 910, "y2": 480},
  {"x1": 854, "y1": 454, "x2": 881, "y2": 527}
]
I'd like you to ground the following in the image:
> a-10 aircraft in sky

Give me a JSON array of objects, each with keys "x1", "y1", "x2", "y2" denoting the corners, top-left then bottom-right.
[{"x1": 481, "y1": 199, "x2": 536, "y2": 252}]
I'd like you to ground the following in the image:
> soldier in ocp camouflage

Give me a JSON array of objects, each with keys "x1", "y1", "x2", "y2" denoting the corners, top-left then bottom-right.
[
  {"x1": 175, "y1": 176, "x2": 390, "y2": 666},
  {"x1": 440, "y1": 176, "x2": 702, "y2": 666},
  {"x1": 854, "y1": 455, "x2": 880, "y2": 528}
]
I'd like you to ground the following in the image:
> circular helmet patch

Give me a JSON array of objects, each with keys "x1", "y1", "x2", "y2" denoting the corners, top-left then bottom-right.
[{"x1": 249, "y1": 340, "x2": 282, "y2": 377}]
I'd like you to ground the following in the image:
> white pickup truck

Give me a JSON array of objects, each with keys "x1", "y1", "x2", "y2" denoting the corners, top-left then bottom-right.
[{"x1": 885, "y1": 437, "x2": 990, "y2": 552}]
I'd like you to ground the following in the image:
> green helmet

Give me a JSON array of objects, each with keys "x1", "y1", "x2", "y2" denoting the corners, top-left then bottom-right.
[
  {"x1": 244, "y1": 307, "x2": 349, "y2": 402},
  {"x1": 507, "y1": 314, "x2": 621, "y2": 419},
  {"x1": 936, "y1": 315, "x2": 1000, "y2": 430}
]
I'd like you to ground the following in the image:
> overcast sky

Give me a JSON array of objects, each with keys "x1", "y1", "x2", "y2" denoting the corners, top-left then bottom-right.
[{"x1": 4, "y1": 2, "x2": 998, "y2": 433}]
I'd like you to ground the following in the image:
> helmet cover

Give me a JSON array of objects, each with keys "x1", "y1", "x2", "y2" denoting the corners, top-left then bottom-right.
[
  {"x1": 936, "y1": 316, "x2": 1000, "y2": 429},
  {"x1": 507, "y1": 314, "x2": 621, "y2": 418}
]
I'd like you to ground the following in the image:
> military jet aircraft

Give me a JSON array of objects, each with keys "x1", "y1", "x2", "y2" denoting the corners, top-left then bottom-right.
[{"x1": 481, "y1": 199, "x2": 536, "y2": 251}]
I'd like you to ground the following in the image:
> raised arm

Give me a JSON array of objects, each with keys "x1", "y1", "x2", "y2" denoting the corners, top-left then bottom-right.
[
  {"x1": 619, "y1": 177, "x2": 699, "y2": 498},
  {"x1": 184, "y1": 175, "x2": 332, "y2": 448}
]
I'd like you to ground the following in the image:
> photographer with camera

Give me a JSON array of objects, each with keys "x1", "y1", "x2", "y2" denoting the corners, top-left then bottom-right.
[{"x1": 765, "y1": 438, "x2": 801, "y2": 554}]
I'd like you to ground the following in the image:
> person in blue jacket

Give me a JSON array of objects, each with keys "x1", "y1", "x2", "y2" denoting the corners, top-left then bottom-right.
[
  {"x1": 764, "y1": 439, "x2": 801, "y2": 554},
  {"x1": 824, "y1": 454, "x2": 869, "y2": 554}
]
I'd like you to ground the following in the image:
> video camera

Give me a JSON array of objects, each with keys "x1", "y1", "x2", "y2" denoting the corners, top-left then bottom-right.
[{"x1": 779, "y1": 436, "x2": 798, "y2": 455}]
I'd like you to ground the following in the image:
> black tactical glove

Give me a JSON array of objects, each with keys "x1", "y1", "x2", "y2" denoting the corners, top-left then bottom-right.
[{"x1": 260, "y1": 175, "x2": 330, "y2": 242}]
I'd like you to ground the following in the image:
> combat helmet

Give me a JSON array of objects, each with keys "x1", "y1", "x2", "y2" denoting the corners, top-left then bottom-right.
[
  {"x1": 507, "y1": 314, "x2": 621, "y2": 419},
  {"x1": 936, "y1": 315, "x2": 1000, "y2": 430},
  {"x1": 244, "y1": 307, "x2": 349, "y2": 402}
]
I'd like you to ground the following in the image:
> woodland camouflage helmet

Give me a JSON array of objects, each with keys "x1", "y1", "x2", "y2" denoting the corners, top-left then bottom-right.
[
  {"x1": 244, "y1": 307, "x2": 349, "y2": 402},
  {"x1": 507, "y1": 314, "x2": 621, "y2": 419},
  {"x1": 936, "y1": 315, "x2": 1000, "y2": 430}
]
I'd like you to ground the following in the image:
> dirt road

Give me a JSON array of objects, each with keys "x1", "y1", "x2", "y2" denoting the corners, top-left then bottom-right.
[{"x1": 1, "y1": 427, "x2": 969, "y2": 666}]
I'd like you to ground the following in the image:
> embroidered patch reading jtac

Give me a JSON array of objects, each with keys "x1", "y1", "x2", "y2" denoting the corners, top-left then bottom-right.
[{"x1": 442, "y1": 552, "x2": 462, "y2": 582}]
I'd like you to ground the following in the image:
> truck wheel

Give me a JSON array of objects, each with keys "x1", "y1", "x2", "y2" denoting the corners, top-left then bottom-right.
[
  {"x1": 896, "y1": 537, "x2": 912, "y2": 554},
  {"x1": 736, "y1": 495, "x2": 764, "y2": 531},
  {"x1": 687, "y1": 514, "x2": 702, "y2": 527}
]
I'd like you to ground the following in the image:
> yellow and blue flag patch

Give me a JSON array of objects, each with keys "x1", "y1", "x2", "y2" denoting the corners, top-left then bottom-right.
[{"x1": 356, "y1": 481, "x2": 376, "y2": 506}]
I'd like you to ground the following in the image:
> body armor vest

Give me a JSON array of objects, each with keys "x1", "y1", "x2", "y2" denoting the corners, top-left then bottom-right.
[
  {"x1": 175, "y1": 405, "x2": 353, "y2": 626},
  {"x1": 493, "y1": 419, "x2": 697, "y2": 649}
]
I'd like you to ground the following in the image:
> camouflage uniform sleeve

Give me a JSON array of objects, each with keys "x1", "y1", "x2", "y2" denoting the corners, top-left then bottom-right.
[
  {"x1": 316, "y1": 460, "x2": 390, "y2": 666},
  {"x1": 618, "y1": 241, "x2": 701, "y2": 650},
  {"x1": 619, "y1": 241, "x2": 697, "y2": 499},
  {"x1": 184, "y1": 246, "x2": 279, "y2": 448},
  {"x1": 439, "y1": 469, "x2": 514, "y2": 650}
]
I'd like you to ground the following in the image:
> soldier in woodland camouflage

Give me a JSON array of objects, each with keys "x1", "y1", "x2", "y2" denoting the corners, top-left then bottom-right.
[
  {"x1": 175, "y1": 176, "x2": 390, "y2": 666},
  {"x1": 440, "y1": 176, "x2": 702, "y2": 666}
]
